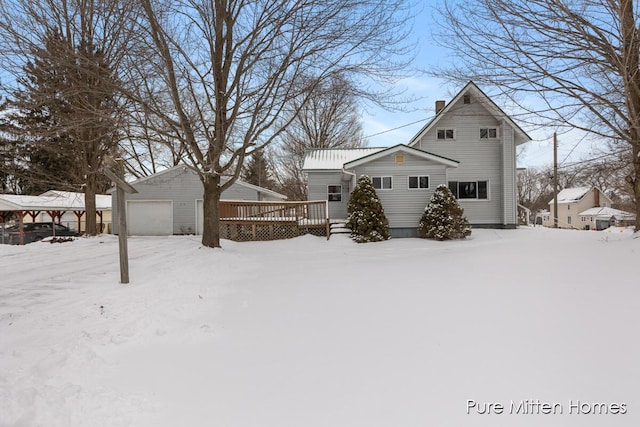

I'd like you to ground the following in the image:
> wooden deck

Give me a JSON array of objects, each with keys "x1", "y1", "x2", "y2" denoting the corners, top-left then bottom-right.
[{"x1": 219, "y1": 200, "x2": 329, "y2": 241}]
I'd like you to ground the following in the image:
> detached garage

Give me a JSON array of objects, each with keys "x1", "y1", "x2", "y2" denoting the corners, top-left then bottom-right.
[{"x1": 110, "y1": 165, "x2": 286, "y2": 236}]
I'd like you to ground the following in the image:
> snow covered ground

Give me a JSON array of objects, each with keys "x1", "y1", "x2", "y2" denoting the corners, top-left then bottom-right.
[{"x1": 1, "y1": 227, "x2": 638, "y2": 427}]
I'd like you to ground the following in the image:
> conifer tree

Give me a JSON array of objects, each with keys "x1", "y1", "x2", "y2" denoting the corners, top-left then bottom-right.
[
  {"x1": 241, "y1": 150, "x2": 275, "y2": 190},
  {"x1": 419, "y1": 184, "x2": 471, "y2": 241},
  {"x1": 346, "y1": 175, "x2": 390, "y2": 243}
]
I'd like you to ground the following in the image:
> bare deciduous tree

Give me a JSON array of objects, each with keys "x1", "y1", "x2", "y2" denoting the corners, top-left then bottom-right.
[
  {"x1": 274, "y1": 73, "x2": 365, "y2": 201},
  {"x1": 435, "y1": 0, "x2": 640, "y2": 227},
  {"x1": 0, "y1": 0, "x2": 138, "y2": 234},
  {"x1": 132, "y1": 0, "x2": 412, "y2": 247}
]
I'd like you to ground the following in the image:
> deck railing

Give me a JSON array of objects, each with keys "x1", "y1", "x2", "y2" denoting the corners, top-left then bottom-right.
[{"x1": 219, "y1": 200, "x2": 329, "y2": 241}]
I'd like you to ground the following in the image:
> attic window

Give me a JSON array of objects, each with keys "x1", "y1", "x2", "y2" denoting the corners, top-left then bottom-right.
[
  {"x1": 463, "y1": 94, "x2": 471, "y2": 104},
  {"x1": 436, "y1": 128, "x2": 455, "y2": 140},
  {"x1": 395, "y1": 154, "x2": 405, "y2": 164},
  {"x1": 480, "y1": 127, "x2": 498, "y2": 139}
]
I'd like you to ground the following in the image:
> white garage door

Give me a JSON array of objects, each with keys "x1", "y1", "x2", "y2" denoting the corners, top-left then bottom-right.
[{"x1": 127, "y1": 200, "x2": 173, "y2": 236}]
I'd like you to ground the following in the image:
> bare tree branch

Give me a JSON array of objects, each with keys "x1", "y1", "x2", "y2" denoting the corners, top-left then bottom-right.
[{"x1": 435, "y1": 0, "x2": 640, "y2": 224}]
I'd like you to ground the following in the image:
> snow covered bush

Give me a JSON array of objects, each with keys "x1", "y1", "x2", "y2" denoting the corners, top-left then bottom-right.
[
  {"x1": 419, "y1": 184, "x2": 471, "y2": 241},
  {"x1": 346, "y1": 175, "x2": 390, "y2": 243}
]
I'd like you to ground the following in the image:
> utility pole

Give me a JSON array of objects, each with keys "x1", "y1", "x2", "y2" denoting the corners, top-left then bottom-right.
[{"x1": 553, "y1": 132, "x2": 558, "y2": 228}]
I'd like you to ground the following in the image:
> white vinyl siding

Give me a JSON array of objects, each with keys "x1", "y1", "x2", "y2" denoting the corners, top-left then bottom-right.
[
  {"x1": 414, "y1": 97, "x2": 507, "y2": 225},
  {"x1": 306, "y1": 171, "x2": 348, "y2": 220},
  {"x1": 352, "y1": 152, "x2": 449, "y2": 228}
]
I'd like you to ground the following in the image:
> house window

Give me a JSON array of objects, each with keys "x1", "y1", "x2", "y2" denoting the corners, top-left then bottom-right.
[
  {"x1": 448, "y1": 180, "x2": 488, "y2": 199},
  {"x1": 567, "y1": 204, "x2": 570, "y2": 210},
  {"x1": 327, "y1": 185, "x2": 342, "y2": 202},
  {"x1": 408, "y1": 176, "x2": 429, "y2": 189},
  {"x1": 567, "y1": 216, "x2": 572, "y2": 225},
  {"x1": 480, "y1": 127, "x2": 498, "y2": 139},
  {"x1": 436, "y1": 128, "x2": 455, "y2": 140},
  {"x1": 372, "y1": 176, "x2": 392, "y2": 190}
]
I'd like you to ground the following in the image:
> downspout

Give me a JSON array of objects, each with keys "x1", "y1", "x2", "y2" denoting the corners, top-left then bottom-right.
[
  {"x1": 502, "y1": 122, "x2": 508, "y2": 226},
  {"x1": 342, "y1": 168, "x2": 357, "y2": 192}
]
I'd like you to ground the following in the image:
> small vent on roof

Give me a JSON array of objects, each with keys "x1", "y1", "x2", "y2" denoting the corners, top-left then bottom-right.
[
  {"x1": 463, "y1": 94, "x2": 471, "y2": 104},
  {"x1": 395, "y1": 154, "x2": 405, "y2": 164}
]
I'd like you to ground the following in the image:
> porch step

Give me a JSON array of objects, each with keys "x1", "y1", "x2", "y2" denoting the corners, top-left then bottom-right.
[{"x1": 329, "y1": 220, "x2": 350, "y2": 235}]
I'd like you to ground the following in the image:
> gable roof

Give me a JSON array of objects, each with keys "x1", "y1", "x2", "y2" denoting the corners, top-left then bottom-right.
[
  {"x1": 343, "y1": 144, "x2": 459, "y2": 168},
  {"x1": 548, "y1": 187, "x2": 613, "y2": 206},
  {"x1": 407, "y1": 81, "x2": 531, "y2": 147},
  {"x1": 302, "y1": 147, "x2": 385, "y2": 170},
  {"x1": 551, "y1": 187, "x2": 592, "y2": 204},
  {"x1": 109, "y1": 164, "x2": 287, "y2": 200}
]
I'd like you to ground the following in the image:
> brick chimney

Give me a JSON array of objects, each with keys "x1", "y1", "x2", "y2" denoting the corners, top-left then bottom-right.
[
  {"x1": 593, "y1": 188, "x2": 600, "y2": 206},
  {"x1": 435, "y1": 100, "x2": 446, "y2": 114}
]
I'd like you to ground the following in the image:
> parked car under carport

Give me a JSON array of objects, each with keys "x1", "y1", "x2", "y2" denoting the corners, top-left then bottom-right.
[{"x1": 1, "y1": 222, "x2": 77, "y2": 245}]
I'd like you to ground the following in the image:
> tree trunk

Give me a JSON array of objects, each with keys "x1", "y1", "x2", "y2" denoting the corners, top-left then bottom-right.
[
  {"x1": 85, "y1": 173, "x2": 98, "y2": 235},
  {"x1": 620, "y1": 0, "x2": 640, "y2": 231},
  {"x1": 202, "y1": 174, "x2": 222, "y2": 248},
  {"x1": 633, "y1": 145, "x2": 640, "y2": 232}
]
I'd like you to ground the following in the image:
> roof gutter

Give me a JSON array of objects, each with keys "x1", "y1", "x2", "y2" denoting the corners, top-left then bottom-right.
[{"x1": 341, "y1": 168, "x2": 357, "y2": 191}]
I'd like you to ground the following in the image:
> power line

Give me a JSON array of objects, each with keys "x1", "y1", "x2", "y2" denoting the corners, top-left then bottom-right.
[
  {"x1": 557, "y1": 148, "x2": 629, "y2": 169},
  {"x1": 363, "y1": 117, "x2": 430, "y2": 139},
  {"x1": 559, "y1": 132, "x2": 589, "y2": 165}
]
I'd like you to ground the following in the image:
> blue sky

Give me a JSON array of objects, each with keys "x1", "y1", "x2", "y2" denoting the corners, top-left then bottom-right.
[{"x1": 359, "y1": 3, "x2": 598, "y2": 170}]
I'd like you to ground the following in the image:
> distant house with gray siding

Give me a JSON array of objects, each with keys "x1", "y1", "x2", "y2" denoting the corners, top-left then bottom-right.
[
  {"x1": 111, "y1": 165, "x2": 286, "y2": 236},
  {"x1": 303, "y1": 81, "x2": 531, "y2": 237}
]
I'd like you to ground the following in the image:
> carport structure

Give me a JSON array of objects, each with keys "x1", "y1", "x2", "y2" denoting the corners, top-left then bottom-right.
[{"x1": 0, "y1": 192, "x2": 111, "y2": 244}]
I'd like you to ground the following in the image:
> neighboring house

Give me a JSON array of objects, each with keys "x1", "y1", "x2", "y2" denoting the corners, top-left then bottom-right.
[
  {"x1": 110, "y1": 165, "x2": 287, "y2": 236},
  {"x1": 542, "y1": 187, "x2": 633, "y2": 230},
  {"x1": 303, "y1": 81, "x2": 531, "y2": 237},
  {"x1": 578, "y1": 206, "x2": 636, "y2": 230}
]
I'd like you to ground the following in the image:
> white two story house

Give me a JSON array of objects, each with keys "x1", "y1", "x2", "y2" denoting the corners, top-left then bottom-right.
[{"x1": 302, "y1": 81, "x2": 531, "y2": 237}]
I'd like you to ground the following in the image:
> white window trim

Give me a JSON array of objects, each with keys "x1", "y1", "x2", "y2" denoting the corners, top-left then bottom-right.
[
  {"x1": 448, "y1": 180, "x2": 491, "y2": 201},
  {"x1": 479, "y1": 127, "x2": 499, "y2": 139},
  {"x1": 436, "y1": 127, "x2": 456, "y2": 140},
  {"x1": 408, "y1": 175, "x2": 430, "y2": 190},
  {"x1": 372, "y1": 176, "x2": 393, "y2": 190},
  {"x1": 327, "y1": 185, "x2": 342, "y2": 202}
]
